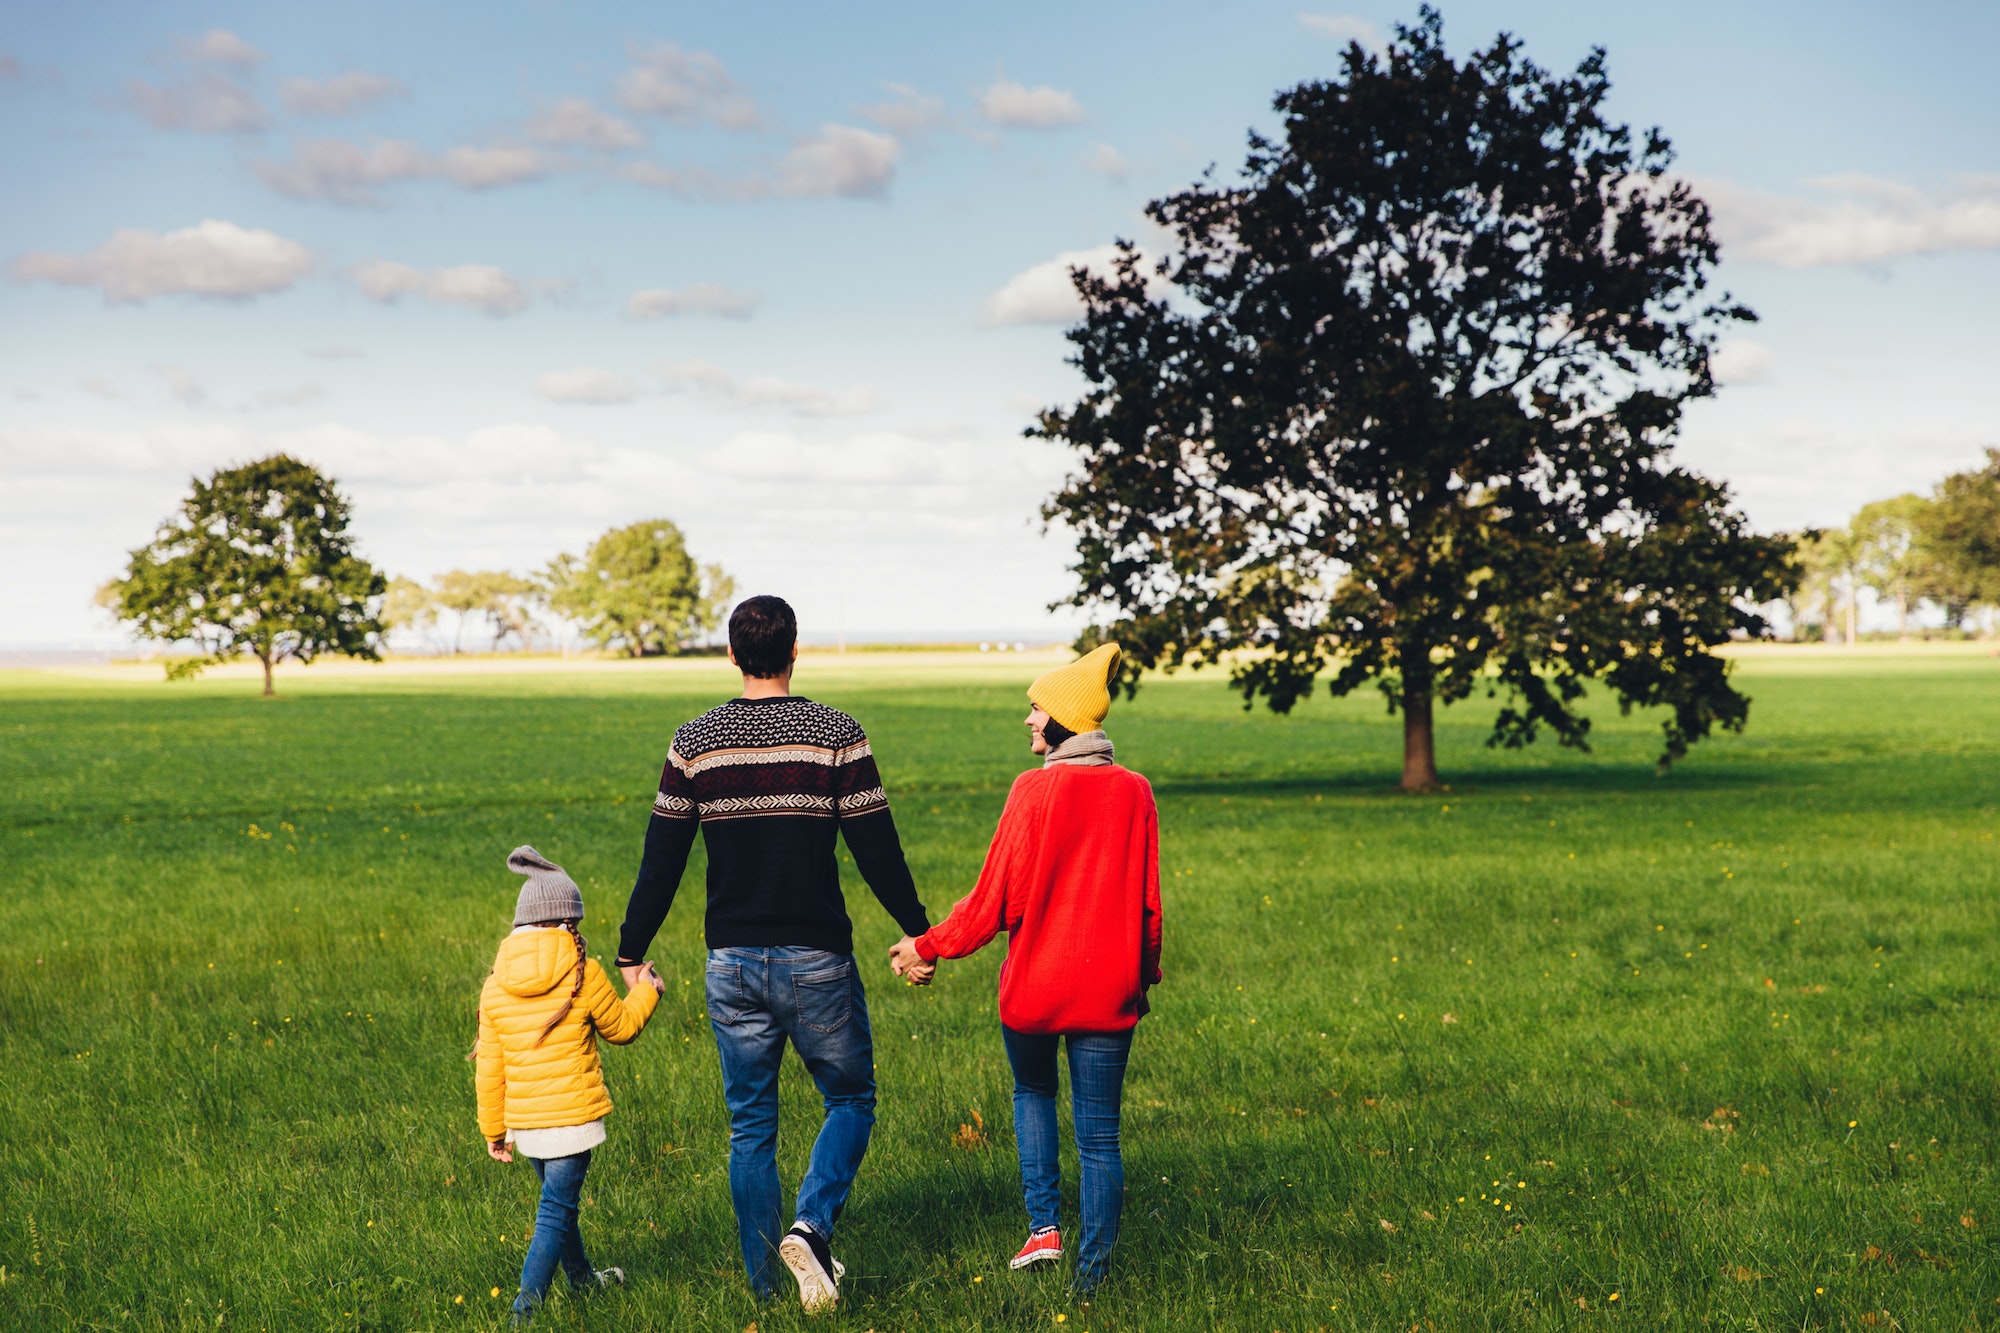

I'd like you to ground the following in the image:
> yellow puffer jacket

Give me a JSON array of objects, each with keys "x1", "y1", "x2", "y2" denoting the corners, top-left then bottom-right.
[{"x1": 475, "y1": 927, "x2": 659, "y2": 1141}]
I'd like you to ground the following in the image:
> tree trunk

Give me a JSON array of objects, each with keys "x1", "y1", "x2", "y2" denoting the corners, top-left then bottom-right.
[
  {"x1": 1400, "y1": 676, "x2": 1440, "y2": 792},
  {"x1": 258, "y1": 650, "x2": 274, "y2": 697},
  {"x1": 1897, "y1": 589, "x2": 1909, "y2": 640},
  {"x1": 1845, "y1": 589, "x2": 1858, "y2": 648}
]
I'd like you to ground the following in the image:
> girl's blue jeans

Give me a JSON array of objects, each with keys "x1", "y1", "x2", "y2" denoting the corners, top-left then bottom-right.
[
  {"x1": 512, "y1": 1149, "x2": 593, "y2": 1321},
  {"x1": 1001, "y1": 1025, "x2": 1134, "y2": 1290}
]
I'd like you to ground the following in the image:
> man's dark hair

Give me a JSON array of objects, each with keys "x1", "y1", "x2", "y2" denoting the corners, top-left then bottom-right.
[{"x1": 728, "y1": 596, "x2": 797, "y2": 678}]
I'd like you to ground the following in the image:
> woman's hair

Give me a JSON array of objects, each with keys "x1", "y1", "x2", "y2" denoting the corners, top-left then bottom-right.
[
  {"x1": 1041, "y1": 715, "x2": 1078, "y2": 750},
  {"x1": 535, "y1": 919, "x2": 588, "y2": 1045}
]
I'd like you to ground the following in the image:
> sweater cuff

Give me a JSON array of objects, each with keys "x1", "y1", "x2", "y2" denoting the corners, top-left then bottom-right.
[{"x1": 914, "y1": 931, "x2": 940, "y2": 962}]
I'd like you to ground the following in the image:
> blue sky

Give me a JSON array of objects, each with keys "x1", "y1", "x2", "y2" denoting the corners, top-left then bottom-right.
[{"x1": 5, "y1": 0, "x2": 1998, "y2": 645}]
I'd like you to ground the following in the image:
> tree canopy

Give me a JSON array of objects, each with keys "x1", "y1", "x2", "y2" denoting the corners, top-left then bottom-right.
[
  {"x1": 545, "y1": 519, "x2": 734, "y2": 657},
  {"x1": 104, "y1": 454, "x2": 386, "y2": 695},
  {"x1": 1037, "y1": 7, "x2": 1795, "y2": 789}
]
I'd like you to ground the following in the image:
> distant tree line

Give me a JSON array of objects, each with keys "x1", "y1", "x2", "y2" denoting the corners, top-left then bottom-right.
[
  {"x1": 384, "y1": 520, "x2": 735, "y2": 658},
  {"x1": 1785, "y1": 450, "x2": 2000, "y2": 642},
  {"x1": 101, "y1": 455, "x2": 733, "y2": 693}
]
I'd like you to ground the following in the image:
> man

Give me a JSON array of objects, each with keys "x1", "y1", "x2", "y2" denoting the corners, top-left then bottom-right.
[{"x1": 616, "y1": 594, "x2": 931, "y2": 1313}]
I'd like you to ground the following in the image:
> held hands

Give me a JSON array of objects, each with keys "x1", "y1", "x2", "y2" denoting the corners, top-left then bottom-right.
[
  {"x1": 888, "y1": 935, "x2": 935, "y2": 986},
  {"x1": 620, "y1": 960, "x2": 666, "y2": 995}
]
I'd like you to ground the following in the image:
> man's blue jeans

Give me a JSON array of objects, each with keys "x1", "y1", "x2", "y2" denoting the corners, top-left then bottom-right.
[
  {"x1": 512, "y1": 1149, "x2": 593, "y2": 1321},
  {"x1": 706, "y1": 947, "x2": 876, "y2": 1297},
  {"x1": 1002, "y1": 1026, "x2": 1134, "y2": 1290}
]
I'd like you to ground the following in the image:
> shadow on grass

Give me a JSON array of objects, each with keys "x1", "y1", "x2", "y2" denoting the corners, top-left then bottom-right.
[{"x1": 1149, "y1": 762, "x2": 1781, "y2": 801}]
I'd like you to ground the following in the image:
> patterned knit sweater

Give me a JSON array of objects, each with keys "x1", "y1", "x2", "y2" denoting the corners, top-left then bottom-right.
[{"x1": 616, "y1": 695, "x2": 930, "y2": 959}]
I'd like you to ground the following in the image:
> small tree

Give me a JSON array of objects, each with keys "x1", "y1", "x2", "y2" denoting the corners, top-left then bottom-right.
[
  {"x1": 1037, "y1": 9, "x2": 1794, "y2": 789},
  {"x1": 1853, "y1": 495, "x2": 1929, "y2": 639},
  {"x1": 546, "y1": 520, "x2": 734, "y2": 657},
  {"x1": 381, "y1": 576, "x2": 436, "y2": 645},
  {"x1": 1917, "y1": 450, "x2": 2000, "y2": 630},
  {"x1": 1796, "y1": 528, "x2": 1864, "y2": 646},
  {"x1": 105, "y1": 455, "x2": 386, "y2": 695}
]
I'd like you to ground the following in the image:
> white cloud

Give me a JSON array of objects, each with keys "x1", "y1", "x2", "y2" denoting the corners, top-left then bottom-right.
[
  {"x1": 306, "y1": 345, "x2": 364, "y2": 360},
  {"x1": 1704, "y1": 174, "x2": 2000, "y2": 268},
  {"x1": 184, "y1": 29, "x2": 264, "y2": 66},
  {"x1": 977, "y1": 79, "x2": 1084, "y2": 130},
  {"x1": 617, "y1": 126, "x2": 897, "y2": 201},
  {"x1": 281, "y1": 71, "x2": 404, "y2": 116},
  {"x1": 656, "y1": 360, "x2": 877, "y2": 417},
  {"x1": 615, "y1": 42, "x2": 758, "y2": 129},
  {"x1": 858, "y1": 84, "x2": 949, "y2": 141},
  {"x1": 1298, "y1": 13, "x2": 1385, "y2": 47},
  {"x1": 10, "y1": 220, "x2": 314, "y2": 303},
  {"x1": 773, "y1": 124, "x2": 899, "y2": 198},
  {"x1": 240, "y1": 384, "x2": 324, "y2": 412},
  {"x1": 700, "y1": 430, "x2": 995, "y2": 487},
  {"x1": 1081, "y1": 142, "x2": 1128, "y2": 181},
  {"x1": 252, "y1": 138, "x2": 550, "y2": 204},
  {"x1": 352, "y1": 259, "x2": 528, "y2": 315},
  {"x1": 252, "y1": 137, "x2": 433, "y2": 204},
  {"x1": 1712, "y1": 339, "x2": 1775, "y2": 386},
  {"x1": 536, "y1": 368, "x2": 637, "y2": 404},
  {"x1": 128, "y1": 72, "x2": 266, "y2": 133},
  {"x1": 152, "y1": 363, "x2": 208, "y2": 408},
  {"x1": 983, "y1": 243, "x2": 1159, "y2": 326},
  {"x1": 440, "y1": 144, "x2": 550, "y2": 190},
  {"x1": 527, "y1": 97, "x2": 644, "y2": 150},
  {"x1": 627, "y1": 283, "x2": 759, "y2": 319}
]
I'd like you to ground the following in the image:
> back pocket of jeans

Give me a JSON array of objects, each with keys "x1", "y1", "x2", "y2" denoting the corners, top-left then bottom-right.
[
  {"x1": 705, "y1": 963, "x2": 745, "y2": 1026},
  {"x1": 793, "y1": 962, "x2": 853, "y2": 1034}
]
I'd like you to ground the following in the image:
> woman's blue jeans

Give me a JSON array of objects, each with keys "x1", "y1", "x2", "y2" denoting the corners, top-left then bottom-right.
[
  {"x1": 512, "y1": 1149, "x2": 592, "y2": 1321},
  {"x1": 1002, "y1": 1025, "x2": 1134, "y2": 1290}
]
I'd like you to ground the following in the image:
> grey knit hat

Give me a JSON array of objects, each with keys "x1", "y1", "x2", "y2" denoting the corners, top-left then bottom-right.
[{"x1": 508, "y1": 845, "x2": 584, "y2": 926}]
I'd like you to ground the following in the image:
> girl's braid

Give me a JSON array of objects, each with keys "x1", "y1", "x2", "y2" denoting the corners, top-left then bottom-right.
[{"x1": 535, "y1": 919, "x2": 589, "y2": 1045}]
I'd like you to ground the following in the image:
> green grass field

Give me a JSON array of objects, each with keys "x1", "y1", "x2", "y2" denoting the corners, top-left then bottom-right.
[{"x1": 3, "y1": 649, "x2": 1997, "y2": 1332}]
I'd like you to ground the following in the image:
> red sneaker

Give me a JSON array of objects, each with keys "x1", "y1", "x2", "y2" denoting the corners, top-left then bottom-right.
[{"x1": 1010, "y1": 1227, "x2": 1062, "y2": 1270}]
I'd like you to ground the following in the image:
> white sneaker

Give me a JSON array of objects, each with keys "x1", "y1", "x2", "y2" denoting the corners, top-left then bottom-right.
[
  {"x1": 589, "y1": 1267, "x2": 624, "y2": 1290},
  {"x1": 779, "y1": 1224, "x2": 841, "y2": 1313}
]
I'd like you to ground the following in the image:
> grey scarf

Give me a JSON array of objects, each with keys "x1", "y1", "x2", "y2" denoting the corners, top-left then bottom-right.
[{"x1": 1044, "y1": 730, "x2": 1115, "y2": 768}]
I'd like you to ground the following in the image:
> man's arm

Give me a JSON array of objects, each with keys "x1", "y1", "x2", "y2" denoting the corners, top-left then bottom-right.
[
  {"x1": 616, "y1": 755, "x2": 700, "y2": 969},
  {"x1": 832, "y1": 730, "x2": 930, "y2": 938}
]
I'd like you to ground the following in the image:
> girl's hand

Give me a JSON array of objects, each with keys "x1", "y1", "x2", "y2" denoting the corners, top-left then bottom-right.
[
  {"x1": 488, "y1": 1140, "x2": 514, "y2": 1164},
  {"x1": 642, "y1": 962, "x2": 665, "y2": 994}
]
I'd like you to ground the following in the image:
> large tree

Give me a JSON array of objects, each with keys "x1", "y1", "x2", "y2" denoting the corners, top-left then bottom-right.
[
  {"x1": 1037, "y1": 8, "x2": 1795, "y2": 789},
  {"x1": 546, "y1": 519, "x2": 734, "y2": 657},
  {"x1": 105, "y1": 454, "x2": 386, "y2": 695}
]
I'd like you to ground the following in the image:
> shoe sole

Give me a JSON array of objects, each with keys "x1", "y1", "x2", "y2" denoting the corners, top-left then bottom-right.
[
  {"x1": 1010, "y1": 1248, "x2": 1063, "y2": 1270},
  {"x1": 779, "y1": 1234, "x2": 839, "y2": 1313}
]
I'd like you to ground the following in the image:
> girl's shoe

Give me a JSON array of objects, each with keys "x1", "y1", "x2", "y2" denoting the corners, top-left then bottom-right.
[
  {"x1": 589, "y1": 1268, "x2": 625, "y2": 1290},
  {"x1": 1010, "y1": 1227, "x2": 1063, "y2": 1269}
]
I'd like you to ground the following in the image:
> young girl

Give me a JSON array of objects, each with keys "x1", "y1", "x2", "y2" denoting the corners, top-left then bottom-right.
[{"x1": 476, "y1": 846, "x2": 664, "y2": 1324}]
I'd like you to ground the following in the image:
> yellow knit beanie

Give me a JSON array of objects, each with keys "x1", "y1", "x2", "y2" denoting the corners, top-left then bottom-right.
[{"x1": 1028, "y1": 642, "x2": 1123, "y2": 734}]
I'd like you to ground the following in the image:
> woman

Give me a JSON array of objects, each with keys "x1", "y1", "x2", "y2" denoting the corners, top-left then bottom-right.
[{"x1": 889, "y1": 642, "x2": 1162, "y2": 1290}]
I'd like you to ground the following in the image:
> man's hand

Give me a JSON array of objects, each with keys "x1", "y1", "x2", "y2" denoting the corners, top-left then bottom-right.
[
  {"x1": 888, "y1": 935, "x2": 934, "y2": 985},
  {"x1": 641, "y1": 961, "x2": 666, "y2": 994},
  {"x1": 487, "y1": 1139, "x2": 514, "y2": 1164}
]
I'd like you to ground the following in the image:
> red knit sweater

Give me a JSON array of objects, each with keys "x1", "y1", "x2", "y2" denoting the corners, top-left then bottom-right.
[{"x1": 915, "y1": 763, "x2": 1161, "y2": 1034}]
